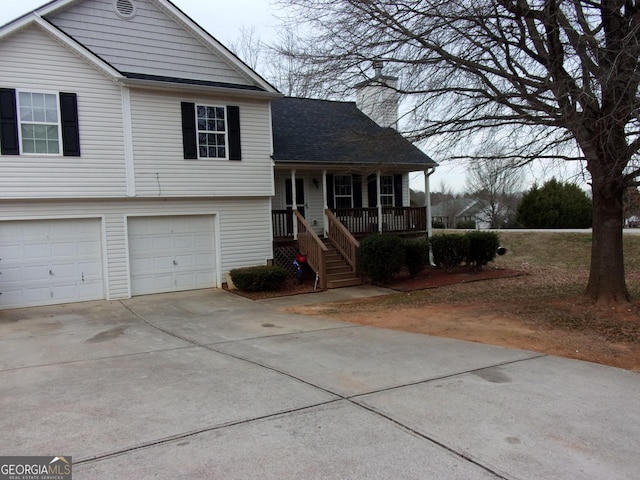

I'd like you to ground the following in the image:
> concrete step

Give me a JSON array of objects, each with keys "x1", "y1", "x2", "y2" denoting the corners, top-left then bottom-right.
[{"x1": 326, "y1": 277, "x2": 363, "y2": 289}]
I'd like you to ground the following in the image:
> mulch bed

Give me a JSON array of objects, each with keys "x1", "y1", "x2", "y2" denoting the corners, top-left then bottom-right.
[
  {"x1": 224, "y1": 266, "x2": 524, "y2": 300},
  {"x1": 386, "y1": 266, "x2": 525, "y2": 292}
]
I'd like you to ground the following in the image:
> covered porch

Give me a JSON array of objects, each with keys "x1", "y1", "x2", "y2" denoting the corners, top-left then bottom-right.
[{"x1": 271, "y1": 168, "x2": 435, "y2": 240}]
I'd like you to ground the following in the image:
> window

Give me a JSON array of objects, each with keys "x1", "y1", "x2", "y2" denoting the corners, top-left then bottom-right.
[
  {"x1": 18, "y1": 92, "x2": 61, "y2": 154},
  {"x1": 380, "y1": 175, "x2": 395, "y2": 207},
  {"x1": 197, "y1": 105, "x2": 227, "y2": 158},
  {"x1": 334, "y1": 175, "x2": 353, "y2": 208}
]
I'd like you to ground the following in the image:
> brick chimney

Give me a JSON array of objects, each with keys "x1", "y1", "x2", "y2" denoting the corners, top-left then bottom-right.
[{"x1": 354, "y1": 60, "x2": 400, "y2": 129}]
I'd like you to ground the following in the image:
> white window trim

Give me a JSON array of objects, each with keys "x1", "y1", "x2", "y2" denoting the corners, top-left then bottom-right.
[
  {"x1": 334, "y1": 174, "x2": 353, "y2": 208},
  {"x1": 195, "y1": 103, "x2": 229, "y2": 160},
  {"x1": 380, "y1": 175, "x2": 395, "y2": 207},
  {"x1": 16, "y1": 89, "x2": 62, "y2": 156}
]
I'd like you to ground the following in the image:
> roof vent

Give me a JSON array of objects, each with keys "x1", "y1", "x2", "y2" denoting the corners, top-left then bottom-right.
[{"x1": 114, "y1": 0, "x2": 136, "y2": 19}]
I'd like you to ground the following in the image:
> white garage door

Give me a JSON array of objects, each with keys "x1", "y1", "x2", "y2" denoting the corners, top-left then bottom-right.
[
  {"x1": 128, "y1": 215, "x2": 217, "y2": 296},
  {"x1": 0, "y1": 219, "x2": 104, "y2": 309}
]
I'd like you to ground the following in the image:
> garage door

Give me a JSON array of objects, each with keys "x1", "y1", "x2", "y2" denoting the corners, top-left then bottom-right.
[
  {"x1": 0, "y1": 219, "x2": 104, "y2": 309},
  {"x1": 128, "y1": 215, "x2": 216, "y2": 296}
]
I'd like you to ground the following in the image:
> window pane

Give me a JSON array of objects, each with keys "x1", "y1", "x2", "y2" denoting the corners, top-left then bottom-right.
[
  {"x1": 199, "y1": 146, "x2": 207, "y2": 157},
  {"x1": 21, "y1": 124, "x2": 34, "y2": 139},
  {"x1": 215, "y1": 134, "x2": 225, "y2": 146},
  {"x1": 32, "y1": 93, "x2": 45, "y2": 108},
  {"x1": 46, "y1": 125, "x2": 58, "y2": 139},
  {"x1": 33, "y1": 108, "x2": 46, "y2": 122},
  {"x1": 197, "y1": 106, "x2": 206, "y2": 118},
  {"x1": 48, "y1": 139, "x2": 59, "y2": 154},
  {"x1": 216, "y1": 120, "x2": 225, "y2": 131},
  {"x1": 35, "y1": 140, "x2": 48, "y2": 154},
  {"x1": 20, "y1": 106, "x2": 33, "y2": 122},
  {"x1": 22, "y1": 139, "x2": 35, "y2": 153},
  {"x1": 217, "y1": 147, "x2": 225, "y2": 158},
  {"x1": 198, "y1": 133, "x2": 207, "y2": 144},
  {"x1": 207, "y1": 107, "x2": 216, "y2": 118},
  {"x1": 208, "y1": 146, "x2": 217, "y2": 157},
  {"x1": 216, "y1": 107, "x2": 225, "y2": 119}
]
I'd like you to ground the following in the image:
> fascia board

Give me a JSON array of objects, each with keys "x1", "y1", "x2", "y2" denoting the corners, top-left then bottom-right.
[{"x1": 117, "y1": 76, "x2": 282, "y2": 99}]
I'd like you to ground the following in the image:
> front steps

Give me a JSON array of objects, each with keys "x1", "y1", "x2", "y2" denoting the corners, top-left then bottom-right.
[{"x1": 323, "y1": 240, "x2": 362, "y2": 288}]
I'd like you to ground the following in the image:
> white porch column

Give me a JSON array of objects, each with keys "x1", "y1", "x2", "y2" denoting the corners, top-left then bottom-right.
[
  {"x1": 376, "y1": 170, "x2": 383, "y2": 233},
  {"x1": 322, "y1": 170, "x2": 328, "y2": 236},
  {"x1": 291, "y1": 169, "x2": 298, "y2": 240},
  {"x1": 424, "y1": 168, "x2": 435, "y2": 238}
]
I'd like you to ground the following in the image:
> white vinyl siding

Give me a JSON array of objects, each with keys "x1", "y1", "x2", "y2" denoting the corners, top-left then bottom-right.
[
  {"x1": 130, "y1": 90, "x2": 274, "y2": 197},
  {"x1": 0, "y1": 198, "x2": 272, "y2": 302},
  {"x1": 49, "y1": 0, "x2": 253, "y2": 86},
  {"x1": 0, "y1": 26, "x2": 127, "y2": 198}
]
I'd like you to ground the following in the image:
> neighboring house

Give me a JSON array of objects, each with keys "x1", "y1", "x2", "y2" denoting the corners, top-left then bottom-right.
[
  {"x1": 431, "y1": 198, "x2": 491, "y2": 229},
  {"x1": 0, "y1": 0, "x2": 280, "y2": 309}
]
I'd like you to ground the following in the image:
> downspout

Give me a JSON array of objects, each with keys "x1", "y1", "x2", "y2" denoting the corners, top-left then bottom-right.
[{"x1": 425, "y1": 167, "x2": 436, "y2": 264}]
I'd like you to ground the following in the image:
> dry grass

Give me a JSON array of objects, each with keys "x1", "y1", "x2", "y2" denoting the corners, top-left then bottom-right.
[{"x1": 286, "y1": 231, "x2": 640, "y2": 370}]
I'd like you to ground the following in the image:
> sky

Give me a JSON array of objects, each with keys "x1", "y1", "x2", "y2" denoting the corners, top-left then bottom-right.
[{"x1": 1, "y1": 0, "x2": 588, "y2": 194}]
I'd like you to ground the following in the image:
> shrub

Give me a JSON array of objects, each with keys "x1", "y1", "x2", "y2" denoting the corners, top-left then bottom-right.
[
  {"x1": 404, "y1": 238, "x2": 430, "y2": 277},
  {"x1": 229, "y1": 265, "x2": 288, "y2": 292},
  {"x1": 430, "y1": 234, "x2": 470, "y2": 272},
  {"x1": 517, "y1": 178, "x2": 592, "y2": 228},
  {"x1": 357, "y1": 233, "x2": 406, "y2": 284},
  {"x1": 465, "y1": 231, "x2": 500, "y2": 269}
]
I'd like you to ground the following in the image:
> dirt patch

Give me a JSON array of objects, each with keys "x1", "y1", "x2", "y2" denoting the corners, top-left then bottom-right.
[{"x1": 285, "y1": 267, "x2": 640, "y2": 372}]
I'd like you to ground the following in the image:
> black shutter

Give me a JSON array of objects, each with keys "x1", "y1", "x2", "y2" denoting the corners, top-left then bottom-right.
[
  {"x1": 227, "y1": 105, "x2": 241, "y2": 160},
  {"x1": 326, "y1": 174, "x2": 334, "y2": 209},
  {"x1": 353, "y1": 174, "x2": 363, "y2": 208},
  {"x1": 59, "y1": 92, "x2": 81, "y2": 156},
  {"x1": 394, "y1": 174, "x2": 403, "y2": 207},
  {"x1": 181, "y1": 102, "x2": 197, "y2": 159},
  {"x1": 367, "y1": 174, "x2": 377, "y2": 207},
  {"x1": 0, "y1": 88, "x2": 19, "y2": 155}
]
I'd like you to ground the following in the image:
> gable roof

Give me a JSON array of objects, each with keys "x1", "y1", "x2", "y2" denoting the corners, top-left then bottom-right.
[
  {"x1": 0, "y1": 0, "x2": 280, "y2": 97},
  {"x1": 271, "y1": 97, "x2": 437, "y2": 170}
]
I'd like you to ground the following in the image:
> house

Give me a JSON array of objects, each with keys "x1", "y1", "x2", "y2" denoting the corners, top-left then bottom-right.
[
  {"x1": 0, "y1": 1, "x2": 437, "y2": 309},
  {"x1": 270, "y1": 66, "x2": 437, "y2": 287},
  {"x1": 431, "y1": 198, "x2": 491, "y2": 229},
  {"x1": 0, "y1": 0, "x2": 280, "y2": 309}
]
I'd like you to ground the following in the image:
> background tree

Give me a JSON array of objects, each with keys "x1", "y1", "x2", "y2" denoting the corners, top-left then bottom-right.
[
  {"x1": 517, "y1": 178, "x2": 592, "y2": 228},
  {"x1": 466, "y1": 159, "x2": 524, "y2": 228},
  {"x1": 277, "y1": 0, "x2": 640, "y2": 303}
]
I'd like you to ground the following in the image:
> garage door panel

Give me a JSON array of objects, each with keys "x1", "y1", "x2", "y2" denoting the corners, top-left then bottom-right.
[
  {"x1": 0, "y1": 219, "x2": 104, "y2": 309},
  {"x1": 128, "y1": 215, "x2": 216, "y2": 296}
]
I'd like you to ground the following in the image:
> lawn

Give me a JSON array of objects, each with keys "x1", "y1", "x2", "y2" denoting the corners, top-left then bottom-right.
[{"x1": 286, "y1": 231, "x2": 640, "y2": 372}]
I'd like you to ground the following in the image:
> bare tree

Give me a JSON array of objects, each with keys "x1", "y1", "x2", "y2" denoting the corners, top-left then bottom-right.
[
  {"x1": 277, "y1": 0, "x2": 640, "y2": 303},
  {"x1": 466, "y1": 159, "x2": 524, "y2": 228}
]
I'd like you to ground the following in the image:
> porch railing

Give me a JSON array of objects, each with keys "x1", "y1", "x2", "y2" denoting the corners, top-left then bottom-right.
[
  {"x1": 326, "y1": 209, "x2": 359, "y2": 271},
  {"x1": 273, "y1": 207, "x2": 427, "y2": 240},
  {"x1": 332, "y1": 207, "x2": 427, "y2": 235},
  {"x1": 272, "y1": 209, "x2": 293, "y2": 239},
  {"x1": 295, "y1": 210, "x2": 328, "y2": 289}
]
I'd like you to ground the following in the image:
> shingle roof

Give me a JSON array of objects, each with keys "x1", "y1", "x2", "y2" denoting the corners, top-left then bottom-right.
[{"x1": 271, "y1": 97, "x2": 437, "y2": 168}]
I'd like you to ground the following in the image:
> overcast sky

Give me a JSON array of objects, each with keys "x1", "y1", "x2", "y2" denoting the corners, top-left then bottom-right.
[{"x1": 1, "y1": 0, "x2": 586, "y2": 193}]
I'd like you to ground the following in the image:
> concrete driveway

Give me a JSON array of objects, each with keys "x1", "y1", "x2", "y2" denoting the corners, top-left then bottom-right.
[{"x1": 1, "y1": 288, "x2": 639, "y2": 479}]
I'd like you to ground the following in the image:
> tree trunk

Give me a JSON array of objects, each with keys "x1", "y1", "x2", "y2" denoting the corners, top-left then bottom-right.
[{"x1": 585, "y1": 169, "x2": 630, "y2": 304}]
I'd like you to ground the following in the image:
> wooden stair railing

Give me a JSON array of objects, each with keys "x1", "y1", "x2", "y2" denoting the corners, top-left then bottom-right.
[
  {"x1": 295, "y1": 210, "x2": 328, "y2": 289},
  {"x1": 325, "y1": 209, "x2": 360, "y2": 271}
]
